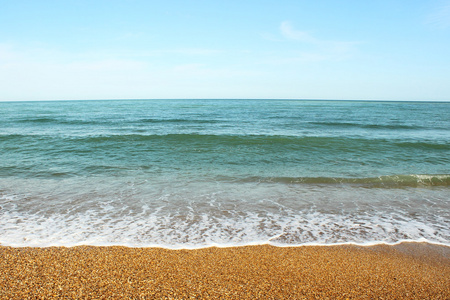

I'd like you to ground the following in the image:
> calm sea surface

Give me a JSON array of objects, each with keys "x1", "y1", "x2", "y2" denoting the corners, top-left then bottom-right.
[{"x1": 0, "y1": 99, "x2": 449, "y2": 247}]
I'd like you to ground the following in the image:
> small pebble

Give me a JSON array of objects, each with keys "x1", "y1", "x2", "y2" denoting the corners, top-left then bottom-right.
[{"x1": 0, "y1": 242, "x2": 448, "y2": 299}]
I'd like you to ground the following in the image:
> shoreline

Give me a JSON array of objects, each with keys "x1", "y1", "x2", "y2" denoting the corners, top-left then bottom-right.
[
  {"x1": 3, "y1": 238, "x2": 449, "y2": 249},
  {"x1": 1, "y1": 242, "x2": 448, "y2": 299}
]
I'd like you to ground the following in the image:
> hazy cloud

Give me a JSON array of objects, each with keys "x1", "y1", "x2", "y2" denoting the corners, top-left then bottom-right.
[
  {"x1": 68, "y1": 59, "x2": 146, "y2": 72},
  {"x1": 167, "y1": 48, "x2": 222, "y2": 55},
  {"x1": 280, "y1": 21, "x2": 317, "y2": 43},
  {"x1": 0, "y1": 44, "x2": 19, "y2": 62},
  {"x1": 426, "y1": 2, "x2": 450, "y2": 29},
  {"x1": 272, "y1": 21, "x2": 360, "y2": 63},
  {"x1": 0, "y1": 43, "x2": 259, "y2": 100}
]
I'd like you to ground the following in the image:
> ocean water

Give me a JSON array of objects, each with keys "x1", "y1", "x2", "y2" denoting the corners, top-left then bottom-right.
[{"x1": 0, "y1": 99, "x2": 449, "y2": 248}]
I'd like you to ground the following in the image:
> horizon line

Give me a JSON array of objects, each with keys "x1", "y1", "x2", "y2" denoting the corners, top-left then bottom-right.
[{"x1": 1, "y1": 98, "x2": 449, "y2": 103}]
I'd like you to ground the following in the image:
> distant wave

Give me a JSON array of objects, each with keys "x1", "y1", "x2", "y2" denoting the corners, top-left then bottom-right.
[
  {"x1": 10, "y1": 116, "x2": 224, "y2": 126},
  {"x1": 1, "y1": 132, "x2": 448, "y2": 143},
  {"x1": 8, "y1": 117, "x2": 446, "y2": 131},
  {"x1": 2, "y1": 133, "x2": 449, "y2": 157},
  {"x1": 140, "y1": 118, "x2": 221, "y2": 124},
  {"x1": 215, "y1": 174, "x2": 450, "y2": 187},
  {"x1": 15, "y1": 117, "x2": 100, "y2": 126},
  {"x1": 309, "y1": 121, "x2": 427, "y2": 130}
]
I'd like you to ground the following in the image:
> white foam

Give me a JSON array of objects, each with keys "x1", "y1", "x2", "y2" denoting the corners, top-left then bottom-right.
[
  {"x1": 1, "y1": 207, "x2": 448, "y2": 248},
  {"x1": 1, "y1": 179, "x2": 449, "y2": 249}
]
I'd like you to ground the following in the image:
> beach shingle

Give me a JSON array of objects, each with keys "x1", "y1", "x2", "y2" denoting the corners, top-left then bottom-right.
[{"x1": 0, "y1": 243, "x2": 449, "y2": 299}]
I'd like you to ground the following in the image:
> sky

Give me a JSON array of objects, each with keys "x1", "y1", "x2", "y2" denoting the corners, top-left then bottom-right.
[{"x1": 0, "y1": 0, "x2": 449, "y2": 101}]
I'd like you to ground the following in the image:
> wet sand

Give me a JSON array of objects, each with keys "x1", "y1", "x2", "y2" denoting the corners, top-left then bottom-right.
[{"x1": 0, "y1": 242, "x2": 449, "y2": 299}]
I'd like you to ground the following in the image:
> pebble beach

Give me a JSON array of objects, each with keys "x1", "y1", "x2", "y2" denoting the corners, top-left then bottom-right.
[{"x1": 1, "y1": 242, "x2": 449, "y2": 299}]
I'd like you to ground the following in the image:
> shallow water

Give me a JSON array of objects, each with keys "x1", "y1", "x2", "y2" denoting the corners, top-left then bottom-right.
[{"x1": 0, "y1": 99, "x2": 449, "y2": 247}]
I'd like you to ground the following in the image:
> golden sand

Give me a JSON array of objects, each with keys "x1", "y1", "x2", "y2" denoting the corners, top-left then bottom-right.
[{"x1": 0, "y1": 242, "x2": 449, "y2": 299}]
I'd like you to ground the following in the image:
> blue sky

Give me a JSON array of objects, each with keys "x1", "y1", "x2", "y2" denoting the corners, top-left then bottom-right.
[{"x1": 1, "y1": 0, "x2": 449, "y2": 101}]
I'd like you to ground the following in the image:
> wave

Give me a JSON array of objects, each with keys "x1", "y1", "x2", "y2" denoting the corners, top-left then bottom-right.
[
  {"x1": 1, "y1": 133, "x2": 332, "y2": 146},
  {"x1": 0, "y1": 131, "x2": 448, "y2": 141},
  {"x1": 396, "y1": 141, "x2": 449, "y2": 150},
  {"x1": 17, "y1": 117, "x2": 58, "y2": 123},
  {"x1": 1, "y1": 133, "x2": 448, "y2": 180},
  {"x1": 140, "y1": 118, "x2": 220, "y2": 124},
  {"x1": 11, "y1": 116, "x2": 223, "y2": 126},
  {"x1": 14, "y1": 117, "x2": 100, "y2": 126},
  {"x1": 1, "y1": 133, "x2": 448, "y2": 162},
  {"x1": 1, "y1": 201, "x2": 448, "y2": 248},
  {"x1": 310, "y1": 121, "x2": 426, "y2": 130},
  {"x1": 2, "y1": 133, "x2": 445, "y2": 148},
  {"x1": 7, "y1": 114, "x2": 446, "y2": 131},
  {"x1": 215, "y1": 174, "x2": 450, "y2": 187}
]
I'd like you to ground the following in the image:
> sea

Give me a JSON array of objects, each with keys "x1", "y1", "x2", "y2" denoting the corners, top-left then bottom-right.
[{"x1": 0, "y1": 99, "x2": 449, "y2": 248}]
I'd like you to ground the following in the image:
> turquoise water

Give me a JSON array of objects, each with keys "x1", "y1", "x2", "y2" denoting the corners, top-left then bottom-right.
[{"x1": 0, "y1": 99, "x2": 449, "y2": 247}]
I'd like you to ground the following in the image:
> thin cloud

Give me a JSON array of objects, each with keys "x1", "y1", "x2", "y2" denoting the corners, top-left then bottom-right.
[
  {"x1": 259, "y1": 32, "x2": 283, "y2": 42},
  {"x1": 0, "y1": 44, "x2": 19, "y2": 62},
  {"x1": 0, "y1": 43, "x2": 262, "y2": 100},
  {"x1": 166, "y1": 48, "x2": 223, "y2": 55},
  {"x1": 272, "y1": 21, "x2": 360, "y2": 63},
  {"x1": 172, "y1": 63, "x2": 262, "y2": 78},
  {"x1": 426, "y1": 2, "x2": 450, "y2": 29},
  {"x1": 121, "y1": 48, "x2": 223, "y2": 58},
  {"x1": 68, "y1": 59, "x2": 146, "y2": 71},
  {"x1": 265, "y1": 53, "x2": 330, "y2": 65},
  {"x1": 280, "y1": 21, "x2": 317, "y2": 43}
]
